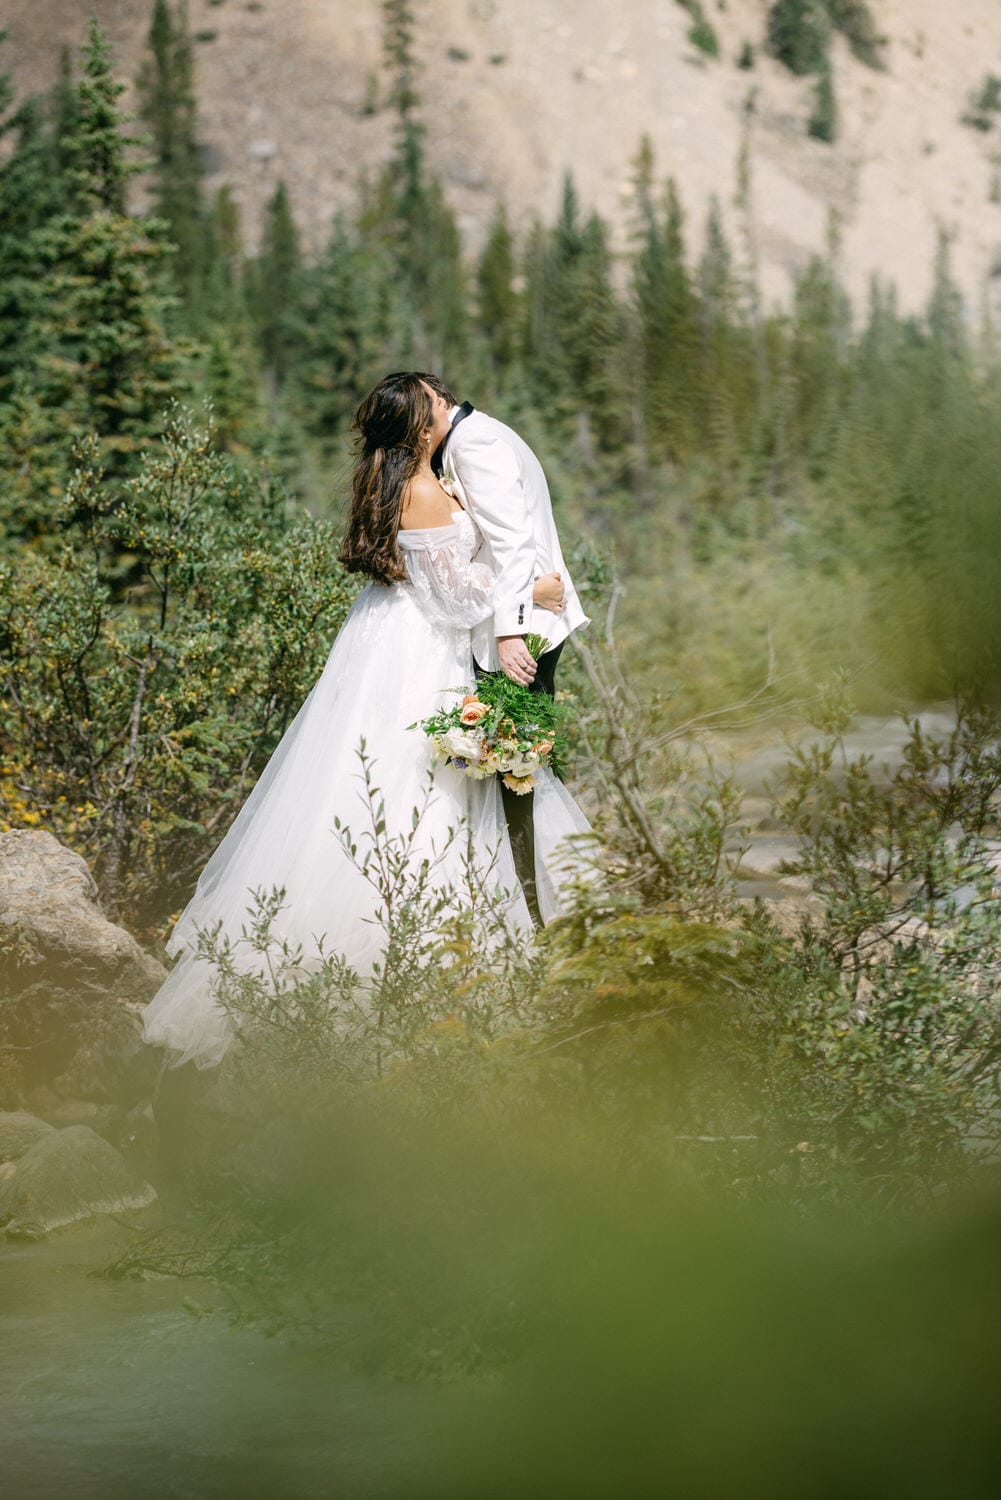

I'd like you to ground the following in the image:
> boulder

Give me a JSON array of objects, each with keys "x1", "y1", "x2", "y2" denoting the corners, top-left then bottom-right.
[
  {"x1": 0, "y1": 1123, "x2": 157, "y2": 1239},
  {"x1": 0, "y1": 829, "x2": 164, "y2": 995},
  {"x1": 0, "y1": 1109, "x2": 54, "y2": 1163},
  {"x1": 0, "y1": 830, "x2": 166, "y2": 1108}
]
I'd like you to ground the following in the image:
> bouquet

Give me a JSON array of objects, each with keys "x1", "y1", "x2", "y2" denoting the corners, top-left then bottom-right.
[{"x1": 411, "y1": 635, "x2": 565, "y2": 794}]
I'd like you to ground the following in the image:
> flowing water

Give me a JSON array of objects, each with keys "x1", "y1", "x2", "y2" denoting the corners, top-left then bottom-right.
[{"x1": 0, "y1": 1219, "x2": 448, "y2": 1498}]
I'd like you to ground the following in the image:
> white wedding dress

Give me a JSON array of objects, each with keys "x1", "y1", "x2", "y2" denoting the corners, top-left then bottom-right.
[{"x1": 141, "y1": 507, "x2": 594, "y2": 1069}]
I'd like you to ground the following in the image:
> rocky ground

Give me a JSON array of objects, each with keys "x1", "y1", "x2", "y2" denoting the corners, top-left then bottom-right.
[
  {"x1": 4, "y1": 1, "x2": 1001, "y2": 314},
  {"x1": 0, "y1": 830, "x2": 164, "y2": 1236}
]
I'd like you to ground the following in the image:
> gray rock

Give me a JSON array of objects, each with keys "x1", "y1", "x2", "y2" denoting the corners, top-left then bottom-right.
[
  {"x1": 0, "y1": 830, "x2": 166, "y2": 1108},
  {"x1": 0, "y1": 1110, "x2": 54, "y2": 1163},
  {"x1": 733, "y1": 838, "x2": 803, "y2": 881},
  {"x1": 0, "y1": 1124, "x2": 157, "y2": 1239},
  {"x1": 0, "y1": 829, "x2": 165, "y2": 997}
]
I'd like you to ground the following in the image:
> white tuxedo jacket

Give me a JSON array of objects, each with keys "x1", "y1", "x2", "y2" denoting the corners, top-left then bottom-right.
[{"x1": 441, "y1": 409, "x2": 589, "y2": 671}]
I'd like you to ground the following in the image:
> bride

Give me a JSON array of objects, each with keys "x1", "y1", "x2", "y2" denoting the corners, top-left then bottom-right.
[{"x1": 141, "y1": 373, "x2": 594, "y2": 1070}]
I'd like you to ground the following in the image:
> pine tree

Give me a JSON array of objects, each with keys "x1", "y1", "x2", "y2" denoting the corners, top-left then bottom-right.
[
  {"x1": 826, "y1": 1, "x2": 883, "y2": 69},
  {"x1": 476, "y1": 203, "x2": 518, "y2": 374},
  {"x1": 808, "y1": 59, "x2": 837, "y2": 143},
  {"x1": 0, "y1": 38, "x2": 81, "y2": 397},
  {"x1": 358, "y1": 0, "x2": 468, "y2": 369},
  {"x1": 0, "y1": 30, "x2": 11, "y2": 134},
  {"x1": 382, "y1": 0, "x2": 423, "y2": 223},
  {"x1": 0, "y1": 20, "x2": 184, "y2": 540},
  {"x1": 788, "y1": 222, "x2": 852, "y2": 467},
  {"x1": 137, "y1": 0, "x2": 205, "y2": 306},
  {"x1": 200, "y1": 183, "x2": 245, "y2": 323},
  {"x1": 294, "y1": 214, "x2": 390, "y2": 441},
  {"x1": 521, "y1": 175, "x2": 627, "y2": 451},
  {"x1": 695, "y1": 197, "x2": 749, "y2": 490},
  {"x1": 633, "y1": 175, "x2": 700, "y2": 462},
  {"x1": 203, "y1": 324, "x2": 263, "y2": 451},
  {"x1": 767, "y1": 0, "x2": 831, "y2": 76},
  {"x1": 51, "y1": 47, "x2": 80, "y2": 188},
  {"x1": 65, "y1": 20, "x2": 144, "y2": 213},
  {"x1": 248, "y1": 180, "x2": 302, "y2": 386}
]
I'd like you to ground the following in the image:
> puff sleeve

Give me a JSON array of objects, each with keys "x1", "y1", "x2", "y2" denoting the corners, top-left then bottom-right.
[{"x1": 397, "y1": 525, "x2": 497, "y2": 629}]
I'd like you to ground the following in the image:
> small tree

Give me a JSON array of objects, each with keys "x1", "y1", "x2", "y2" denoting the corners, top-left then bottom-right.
[
  {"x1": 766, "y1": 0, "x2": 831, "y2": 76},
  {"x1": 477, "y1": 203, "x2": 518, "y2": 375},
  {"x1": 137, "y1": 0, "x2": 206, "y2": 306},
  {"x1": 294, "y1": 215, "x2": 390, "y2": 441},
  {"x1": 0, "y1": 21, "x2": 185, "y2": 543},
  {"x1": 826, "y1": 0, "x2": 883, "y2": 69},
  {"x1": 247, "y1": 180, "x2": 302, "y2": 388},
  {"x1": 808, "y1": 59, "x2": 838, "y2": 143}
]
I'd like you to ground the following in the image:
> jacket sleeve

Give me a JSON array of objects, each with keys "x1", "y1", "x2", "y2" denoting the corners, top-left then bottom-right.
[
  {"x1": 449, "y1": 429, "x2": 535, "y2": 637},
  {"x1": 398, "y1": 528, "x2": 497, "y2": 629}
]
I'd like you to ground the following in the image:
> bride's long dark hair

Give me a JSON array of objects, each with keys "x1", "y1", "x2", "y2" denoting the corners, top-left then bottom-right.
[{"x1": 339, "y1": 373, "x2": 433, "y2": 585}]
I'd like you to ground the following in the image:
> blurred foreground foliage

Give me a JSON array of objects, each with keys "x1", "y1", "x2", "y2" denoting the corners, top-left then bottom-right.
[{"x1": 95, "y1": 691, "x2": 1001, "y2": 1403}]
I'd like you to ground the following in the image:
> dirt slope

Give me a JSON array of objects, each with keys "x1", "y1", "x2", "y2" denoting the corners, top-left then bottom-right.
[{"x1": 5, "y1": 1, "x2": 1001, "y2": 313}]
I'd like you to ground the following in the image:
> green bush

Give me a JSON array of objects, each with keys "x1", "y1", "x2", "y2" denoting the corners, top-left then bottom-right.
[
  {"x1": 0, "y1": 407, "x2": 357, "y2": 929},
  {"x1": 808, "y1": 59, "x2": 838, "y2": 142},
  {"x1": 677, "y1": 1, "x2": 720, "y2": 59},
  {"x1": 766, "y1": 0, "x2": 831, "y2": 76},
  {"x1": 826, "y1": 0, "x2": 883, "y2": 68},
  {"x1": 963, "y1": 73, "x2": 1001, "y2": 132}
]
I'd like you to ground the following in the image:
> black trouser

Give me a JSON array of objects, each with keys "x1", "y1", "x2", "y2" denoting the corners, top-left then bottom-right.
[{"x1": 473, "y1": 641, "x2": 564, "y2": 928}]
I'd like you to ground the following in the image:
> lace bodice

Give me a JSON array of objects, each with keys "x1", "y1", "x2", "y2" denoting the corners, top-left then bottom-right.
[{"x1": 397, "y1": 509, "x2": 496, "y2": 629}]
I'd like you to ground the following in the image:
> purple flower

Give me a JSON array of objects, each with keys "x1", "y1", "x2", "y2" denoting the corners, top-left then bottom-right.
[{"x1": 451, "y1": 757, "x2": 469, "y2": 770}]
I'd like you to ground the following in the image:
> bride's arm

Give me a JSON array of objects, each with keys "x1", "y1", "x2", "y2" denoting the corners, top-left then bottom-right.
[{"x1": 399, "y1": 533, "x2": 498, "y2": 629}]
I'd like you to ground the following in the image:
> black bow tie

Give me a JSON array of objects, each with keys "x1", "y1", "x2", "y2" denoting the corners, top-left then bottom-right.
[{"x1": 431, "y1": 401, "x2": 474, "y2": 476}]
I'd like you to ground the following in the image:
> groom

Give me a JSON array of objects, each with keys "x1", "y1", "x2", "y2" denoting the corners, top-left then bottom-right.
[{"x1": 416, "y1": 374, "x2": 589, "y2": 926}]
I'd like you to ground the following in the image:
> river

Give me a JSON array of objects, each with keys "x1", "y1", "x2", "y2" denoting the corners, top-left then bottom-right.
[{"x1": 1, "y1": 1217, "x2": 450, "y2": 1498}]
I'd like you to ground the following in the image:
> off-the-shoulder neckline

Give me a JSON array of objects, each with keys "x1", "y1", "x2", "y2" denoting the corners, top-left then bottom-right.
[{"x1": 398, "y1": 509, "x2": 465, "y2": 537}]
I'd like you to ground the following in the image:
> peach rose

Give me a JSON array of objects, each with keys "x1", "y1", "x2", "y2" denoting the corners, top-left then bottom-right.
[
  {"x1": 535, "y1": 740, "x2": 553, "y2": 756},
  {"x1": 460, "y1": 700, "x2": 489, "y2": 726}
]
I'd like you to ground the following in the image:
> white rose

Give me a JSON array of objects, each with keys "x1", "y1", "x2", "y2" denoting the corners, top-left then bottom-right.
[
  {"x1": 442, "y1": 727, "x2": 484, "y2": 761},
  {"x1": 508, "y1": 751, "x2": 541, "y2": 777}
]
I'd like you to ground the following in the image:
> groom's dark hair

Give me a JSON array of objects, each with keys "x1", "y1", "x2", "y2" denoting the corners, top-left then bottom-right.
[{"x1": 414, "y1": 371, "x2": 459, "y2": 406}]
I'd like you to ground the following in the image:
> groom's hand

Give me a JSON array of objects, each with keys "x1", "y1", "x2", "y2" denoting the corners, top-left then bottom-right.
[{"x1": 497, "y1": 636, "x2": 537, "y2": 686}]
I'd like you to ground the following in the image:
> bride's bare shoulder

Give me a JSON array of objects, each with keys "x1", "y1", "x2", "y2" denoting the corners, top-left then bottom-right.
[{"x1": 399, "y1": 474, "x2": 454, "y2": 530}]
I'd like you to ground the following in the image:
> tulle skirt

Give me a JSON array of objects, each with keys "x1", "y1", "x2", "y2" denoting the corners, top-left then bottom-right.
[{"x1": 141, "y1": 580, "x2": 594, "y2": 1069}]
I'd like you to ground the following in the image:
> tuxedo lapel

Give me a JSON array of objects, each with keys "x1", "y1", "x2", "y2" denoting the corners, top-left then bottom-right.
[{"x1": 431, "y1": 401, "x2": 474, "y2": 477}]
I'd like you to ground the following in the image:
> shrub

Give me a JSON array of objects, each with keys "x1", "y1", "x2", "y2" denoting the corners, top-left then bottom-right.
[
  {"x1": 963, "y1": 74, "x2": 1001, "y2": 132},
  {"x1": 677, "y1": 1, "x2": 720, "y2": 60},
  {"x1": 0, "y1": 407, "x2": 358, "y2": 927},
  {"x1": 808, "y1": 60, "x2": 838, "y2": 142},
  {"x1": 826, "y1": 0, "x2": 884, "y2": 68},
  {"x1": 766, "y1": 0, "x2": 831, "y2": 76}
]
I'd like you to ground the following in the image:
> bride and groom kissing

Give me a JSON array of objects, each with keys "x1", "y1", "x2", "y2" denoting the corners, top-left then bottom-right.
[{"x1": 141, "y1": 371, "x2": 593, "y2": 1070}]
